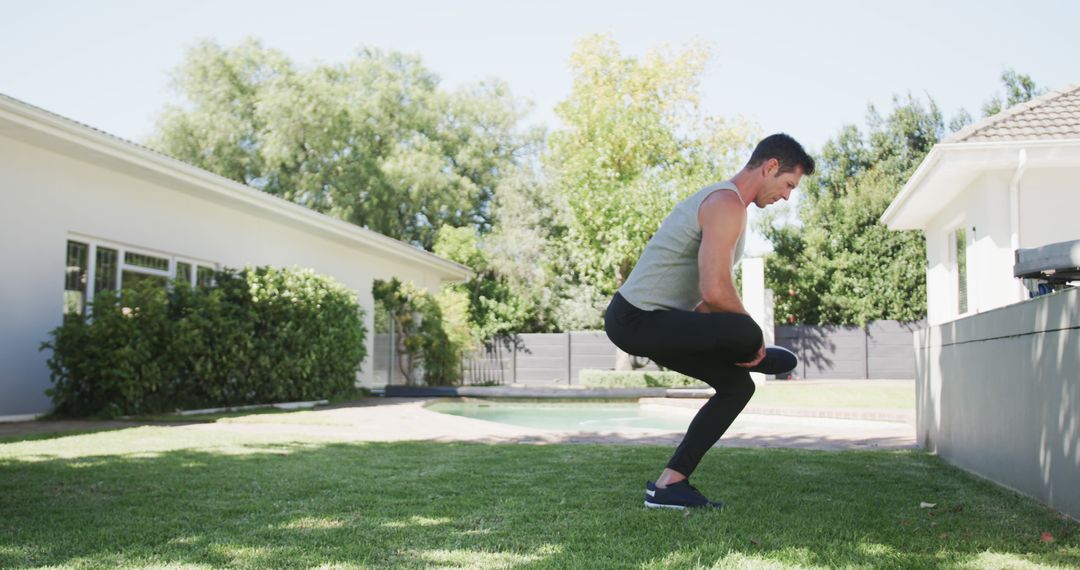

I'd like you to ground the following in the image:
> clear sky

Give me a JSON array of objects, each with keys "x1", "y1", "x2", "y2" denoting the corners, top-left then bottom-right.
[{"x1": 3, "y1": 0, "x2": 1078, "y2": 252}]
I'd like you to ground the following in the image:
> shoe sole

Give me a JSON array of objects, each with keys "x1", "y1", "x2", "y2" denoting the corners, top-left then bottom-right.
[
  {"x1": 644, "y1": 500, "x2": 725, "y2": 510},
  {"x1": 644, "y1": 500, "x2": 686, "y2": 510},
  {"x1": 749, "y1": 346, "x2": 799, "y2": 375}
]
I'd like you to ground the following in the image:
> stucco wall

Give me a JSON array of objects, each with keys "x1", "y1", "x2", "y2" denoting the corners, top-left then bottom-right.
[
  {"x1": 1, "y1": 134, "x2": 447, "y2": 416},
  {"x1": 914, "y1": 286, "x2": 1080, "y2": 521},
  {"x1": 1018, "y1": 167, "x2": 1080, "y2": 249},
  {"x1": 924, "y1": 172, "x2": 1011, "y2": 325}
]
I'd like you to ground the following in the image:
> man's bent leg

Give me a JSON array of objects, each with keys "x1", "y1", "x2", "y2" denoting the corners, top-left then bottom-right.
[
  {"x1": 650, "y1": 352, "x2": 756, "y2": 479},
  {"x1": 605, "y1": 294, "x2": 761, "y2": 482},
  {"x1": 604, "y1": 293, "x2": 763, "y2": 363}
]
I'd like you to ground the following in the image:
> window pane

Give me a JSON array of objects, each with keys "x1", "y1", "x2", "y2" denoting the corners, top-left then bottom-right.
[
  {"x1": 196, "y1": 266, "x2": 215, "y2": 287},
  {"x1": 176, "y1": 262, "x2": 192, "y2": 285},
  {"x1": 122, "y1": 270, "x2": 168, "y2": 291},
  {"x1": 64, "y1": 241, "x2": 88, "y2": 316},
  {"x1": 95, "y1": 247, "x2": 118, "y2": 293},
  {"x1": 374, "y1": 301, "x2": 391, "y2": 334},
  {"x1": 125, "y1": 251, "x2": 169, "y2": 271},
  {"x1": 956, "y1": 228, "x2": 967, "y2": 314}
]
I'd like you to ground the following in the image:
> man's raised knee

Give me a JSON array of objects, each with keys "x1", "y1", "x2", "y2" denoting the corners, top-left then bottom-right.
[{"x1": 734, "y1": 314, "x2": 764, "y2": 354}]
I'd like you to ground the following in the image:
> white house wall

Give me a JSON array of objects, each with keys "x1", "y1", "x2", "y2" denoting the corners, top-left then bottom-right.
[
  {"x1": 924, "y1": 171, "x2": 1013, "y2": 325},
  {"x1": 922, "y1": 164, "x2": 1080, "y2": 327},
  {"x1": 972, "y1": 172, "x2": 1026, "y2": 317},
  {"x1": 1, "y1": 134, "x2": 444, "y2": 416},
  {"x1": 1018, "y1": 167, "x2": 1080, "y2": 249},
  {"x1": 925, "y1": 179, "x2": 975, "y2": 326}
]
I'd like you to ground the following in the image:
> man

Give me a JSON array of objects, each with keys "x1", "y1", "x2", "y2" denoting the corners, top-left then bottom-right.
[{"x1": 604, "y1": 133, "x2": 815, "y2": 510}]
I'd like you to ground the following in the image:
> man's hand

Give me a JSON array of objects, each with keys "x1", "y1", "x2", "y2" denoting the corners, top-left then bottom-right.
[{"x1": 735, "y1": 343, "x2": 766, "y2": 369}]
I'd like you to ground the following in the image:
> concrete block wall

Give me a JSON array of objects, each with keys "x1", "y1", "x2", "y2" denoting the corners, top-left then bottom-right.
[{"x1": 915, "y1": 287, "x2": 1079, "y2": 520}]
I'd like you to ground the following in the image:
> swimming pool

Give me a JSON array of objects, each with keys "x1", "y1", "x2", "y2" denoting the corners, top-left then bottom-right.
[{"x1": 425, "y1": 400, "x2": 695, "y2": 432}]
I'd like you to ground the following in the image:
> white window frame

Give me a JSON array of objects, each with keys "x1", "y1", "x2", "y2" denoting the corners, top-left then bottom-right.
[
  {"x1": 121, "y1": 249, "x2": 173, "y2": 283},
  {"x1": 65, "y1": 234, "x2": 219, "y2": 315},
  {"x1": 63, "y1": 240, "x2": 91, "y2": 317},
  {"x1": 173, "y1": 257, "x2": 219, "y2": 287}
]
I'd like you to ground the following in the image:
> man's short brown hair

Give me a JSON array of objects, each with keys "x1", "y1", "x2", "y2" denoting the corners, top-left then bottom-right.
[{"x1": 746, "y1": 133, "x2": 815, "y2": 176}]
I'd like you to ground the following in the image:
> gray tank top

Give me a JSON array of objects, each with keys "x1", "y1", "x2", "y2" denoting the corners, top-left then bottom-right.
[{"x1": 617, "y1": 181, "x2": 746, "y2": 311}]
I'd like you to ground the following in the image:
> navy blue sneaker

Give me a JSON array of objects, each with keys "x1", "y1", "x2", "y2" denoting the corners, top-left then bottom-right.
[
  {"x1": 749, "y1": 346, "x2": 798, "y2": 375},
  {"x1": 645, "y1": 480, "x2": 724, "y2": 510}
]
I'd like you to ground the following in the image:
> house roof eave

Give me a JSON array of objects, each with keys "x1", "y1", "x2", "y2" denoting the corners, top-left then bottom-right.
[{"x1": 882, "y1": 139, "x2": 1080, "y2": 230}]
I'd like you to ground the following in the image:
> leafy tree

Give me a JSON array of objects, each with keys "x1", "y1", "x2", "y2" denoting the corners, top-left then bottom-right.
[
  {"x1": 761, "y1": 96, "x2": 939, "y2": 325},
  {"x1": 372, "y1": 278, "x2": 471, "y2": 386},
  {"x1": 434, "y1": 225, "x2": 531, "y2": 341},
  {"x1": 948, "y1": 108, "x2": 973, "y2": 133},
  {"x1": 544, "y1": 34, "x2": 757, "y2": 328},
  {"x1": 150, "y1": 38, "x2": 537, "y2": 249},
  {"x1": 982, "y1": 69, "x2": 1045, "y2": 117},
  {"x1": 762, "y1": 71, "x2": 1045, "y2": 325},
  {"x1": 433, "y1": 164, "x2": 570, "y2": 341}
]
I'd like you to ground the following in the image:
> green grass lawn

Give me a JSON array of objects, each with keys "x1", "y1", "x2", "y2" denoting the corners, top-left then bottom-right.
[
  {"x1": 752, "y1": 382, "x2": 915, "y2": 410},
  {"x1": 1, "y1": 424, "x2": 1076, "y2": 569}
]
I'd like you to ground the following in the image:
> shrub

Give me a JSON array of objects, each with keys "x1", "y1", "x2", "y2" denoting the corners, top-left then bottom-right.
[
  {"x1": 372, "y1": 278, "x2": 474, "y2": 386},
  {"x1": 578, "y1": 369, "x2": 708, "y2": 389},
  {"x1": 42, "y1": 282, "x2": 175, "y2": 417},
  {"x1": 41, "y1": 266, "x2": 366, "y2": 418}
]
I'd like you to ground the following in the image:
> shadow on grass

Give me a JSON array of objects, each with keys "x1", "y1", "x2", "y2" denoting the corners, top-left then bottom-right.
[
  {"x1": 0, "y1": 421, "x2": 203, "y2": 445},
  {"x1": 1, "y1": 439, "x2": 1077, "y2": 569},
  {"x1": 0, "y1": 399, "x2": 376, "y2": 445}
]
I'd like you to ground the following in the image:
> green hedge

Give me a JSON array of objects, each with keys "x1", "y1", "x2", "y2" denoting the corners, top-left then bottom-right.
[
  {"x1": 578, "y1": 369, "x2": 708, "y2": 389},
  {"x1": 41, "y1": 266, "x2": 367, "y2": 418}
]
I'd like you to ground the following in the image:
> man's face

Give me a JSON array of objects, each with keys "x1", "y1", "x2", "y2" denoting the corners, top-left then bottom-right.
[{"x1": 756, "y1": 162, "x2": 803, "y2": 208}]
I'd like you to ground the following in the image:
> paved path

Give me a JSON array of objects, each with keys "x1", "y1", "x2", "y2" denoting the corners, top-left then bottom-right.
[{"x1": 1, "y1": 398, "x2": 915, "y2": 451}]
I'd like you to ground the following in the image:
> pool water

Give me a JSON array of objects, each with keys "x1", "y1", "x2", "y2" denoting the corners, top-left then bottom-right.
[{"x1": 426, "y1": 401, "x2": 694, "y2": 432}]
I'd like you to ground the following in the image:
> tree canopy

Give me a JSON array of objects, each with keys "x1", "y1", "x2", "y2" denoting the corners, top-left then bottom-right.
[
  {"x1": 150, "y1": 38, "x2": 538, "y2": 250},
  {"x1": 761, "y1": 70, "x2": 1043, "y2": 325},
  {"x1": 543, "y1": 34, "x2": 756, "y2": 328},
  {"x1": 150, "y1": 38, "x2": 1046, "y2": 335},
  {"x1": 982, "y1": 69, "x2": 1046, "y2": 117}
]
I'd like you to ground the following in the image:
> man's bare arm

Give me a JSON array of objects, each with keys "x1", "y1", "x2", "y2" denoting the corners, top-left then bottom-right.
[
  {"x1": 695, "y1": 190, "x2": 766, "y2": 367},
  {"x1": 696, "y1": 191, "x2": 748, "y2": 314}
]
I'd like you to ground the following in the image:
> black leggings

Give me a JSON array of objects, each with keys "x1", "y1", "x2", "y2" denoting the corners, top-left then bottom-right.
[{"x1": 603, "y1": 292, "x2": 763, "y2": 477}]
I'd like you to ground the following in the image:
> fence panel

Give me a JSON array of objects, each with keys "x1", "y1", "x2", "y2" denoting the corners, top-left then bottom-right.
[
  {"x1": 773, "y1": 327, "x2": 803, "y2": 379},
  {"x1": 514, "y1": 333, "x2": 572, "y2": 385},
  {"x1": 447, "y1": 320, "x2": 920, "y2": 387},
  {"x1": 569, "y1": 331, "x2": 618, "y2": 385},
  {"x1": 802, "y1": 325, "x2": 867, "y2": 379},
  {"x1": 461, "y1": 339, "x2": 512, "y2": 385},
  {"x1": 867, "y1": 320, "x2": 922, "y2": 379},
  {"x1": 775, "y1": 321, "x2": 920, "y2": 380}
]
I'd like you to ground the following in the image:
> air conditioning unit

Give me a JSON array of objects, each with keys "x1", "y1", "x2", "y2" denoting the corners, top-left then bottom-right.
[{"x1": 1014, "y1": 239, "x2": 1080, "y2": 298}]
